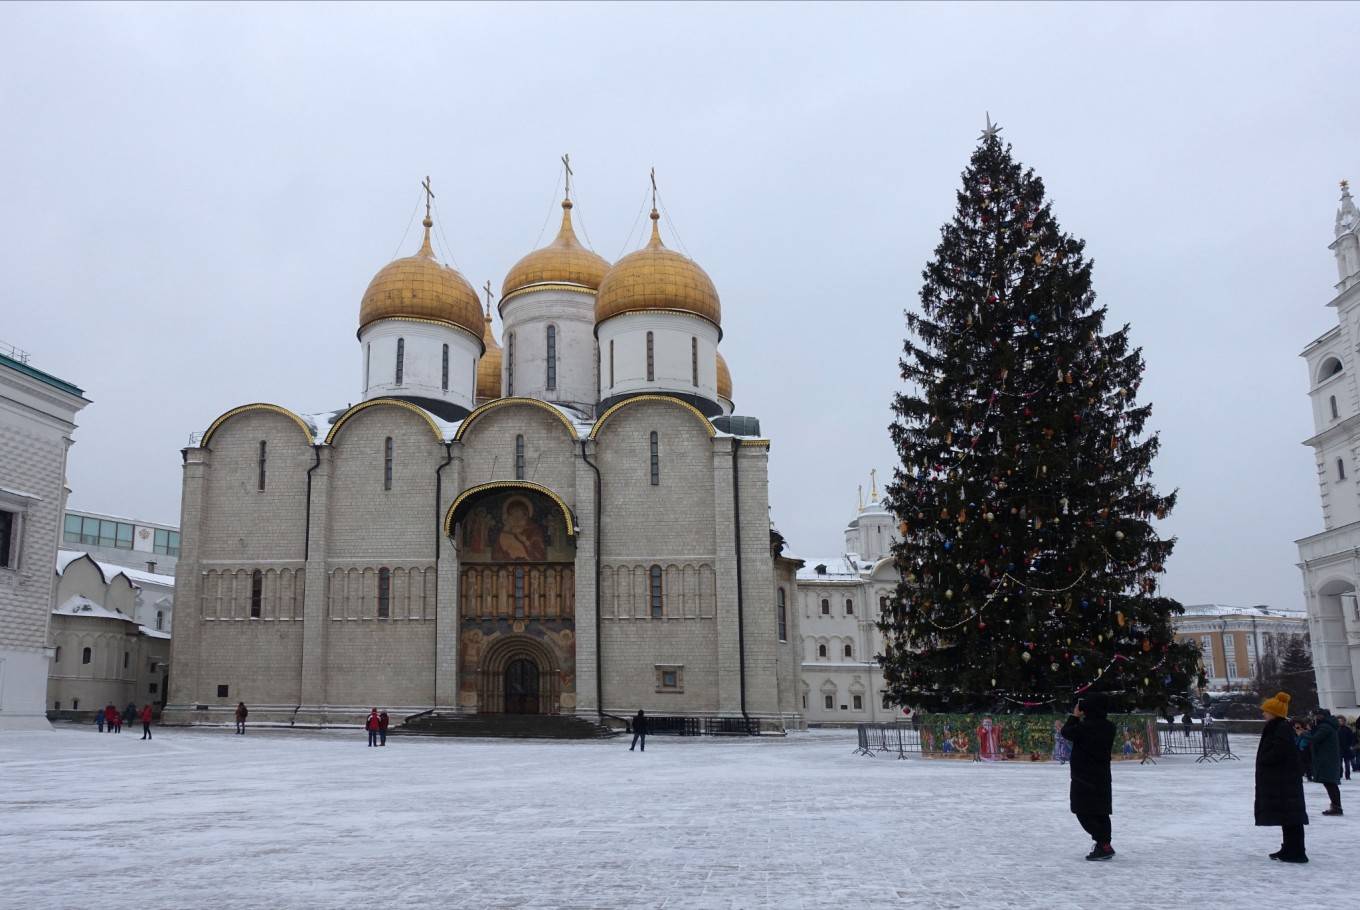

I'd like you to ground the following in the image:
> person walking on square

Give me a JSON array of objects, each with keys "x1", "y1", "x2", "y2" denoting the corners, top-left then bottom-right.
[
  {"x1": 378, "y1": 710, "x2": 389, "y2": 747},
  {"x1": 1337, "y1": 717, "x2": 1355, "y2": 782},
  {"x1": 140, "y1": 704, "x2": 153, "y2": 740},
  {"x1": 104, "y1": 704, "x2": 116, "y2": 733},
  {"x1": 1306, "y1": 708, "x2": 1344, "y2": 816},
  {"x1": 1257, "y1": 692, "x2": 1309, "y2": 862},
  {"x1": 366, "y1": 708, "x2": 380, "y2": 747},
  {"x1": 629, "y1": 709, "x2": 647, "y2": 752},
  {"x1": 108, "y1": 707, "x2": 121, "y2": 734},
  {"x1": 234, "y1": 702, "x2": 248, "y2": 735},
  {"x1": 95, "y1": 708, "x2": 105, "y2": 733},
  {"x1": 1060, "y1": 693, "x2": 1116, "y2": 861},
  {"x1": 125, "y1": 703, "x2": 137, "y2": 730},
  {"x1": 1295, "y1": 720, "x2": 1313, "y2": 781}
]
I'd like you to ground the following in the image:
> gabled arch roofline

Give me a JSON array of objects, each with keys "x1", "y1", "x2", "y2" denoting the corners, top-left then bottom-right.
[
  {"x1": 201, "y1": 403, "x2": 315, "y2": 448},
  {"x1": 57, "y1": 551, "x2": 107, "y2": 585},
  {"x1": 454, "y1": 397, "x2": 579, "y2": 442},
  {"x1": 588, "y1": 394, "x2": 716, "y2": 440},
  {"x1": 324, "y1": 398, "x2": 444, "y2": 445},
  {"x1": 444, "y1": 480, "x2": 577, "y2": 538}
]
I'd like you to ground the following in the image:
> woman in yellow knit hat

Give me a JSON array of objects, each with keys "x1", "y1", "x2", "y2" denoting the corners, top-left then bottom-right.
[{"x1": 1256, "y1": 691, "x2": 1308, "y2": 863}]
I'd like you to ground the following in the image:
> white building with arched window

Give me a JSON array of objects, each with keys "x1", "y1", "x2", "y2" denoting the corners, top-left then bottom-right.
[{"x1": 1297, "y1": 179, "x2": 1360, "y2": 712}]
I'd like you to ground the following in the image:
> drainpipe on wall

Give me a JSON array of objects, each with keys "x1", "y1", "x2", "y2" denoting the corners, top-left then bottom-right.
[
  {"x1": 304, "y1": 445, "x2": 321, "y2": 560},
  {"x1": 580, "y1": 440, "x2": 604, "y2": 722}
]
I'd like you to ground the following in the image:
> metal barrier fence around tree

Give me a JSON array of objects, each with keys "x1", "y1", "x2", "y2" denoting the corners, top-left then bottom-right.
[{"x1": 855, "y1": 721, "x2": 1235, "y2": 762}]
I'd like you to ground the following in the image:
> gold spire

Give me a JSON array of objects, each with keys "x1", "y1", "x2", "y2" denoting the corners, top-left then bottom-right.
[
  {"x1": 501, "y1": 162, "x2": 611, "y2": 299},
  {"x1": 858, "y1": 484, "x2": 864, "y2": 513},
  {"x1": 870, "y1": 468, "x2": 879, "y2": 501}
]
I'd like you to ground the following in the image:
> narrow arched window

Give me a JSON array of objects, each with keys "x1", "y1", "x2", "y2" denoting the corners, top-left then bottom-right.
[
  {"x1": 54, "y1": 646, "x2": 61, "y2": 663},
  {"x1": 824, "y1": 693, "x2": 834, "y2": 710},
  {"x1": 546, "y1": 325, "x2": 557, "y2": 390},
  {"x1": 1331, "y1": 395, "x2": 1339, "y2": 420},
  {"x1": 649, "y1": 565, "x2": 663, "y2": 618},
  {"x1": 879, "y1": 595, "x2": 889, "y2": 615},
  {"x1": 649, "y1": 431, "x2": 659, "y2": 485},
  {"x1": 514, "y1": 567, "x2": 526, "y2": 617},
  {"x1": 364, "y1": 343, "x2": 371, "y2": 393},
  {"x1": 82, "y1": 647, "x2": 91, "y2": 665},
  {"x1": 777, "y1": 588, "x2": 787, "y2": 641},
  {"x1": 1338, "y1": 458, "x2": 1347, "y2": 481},
  {"x1": 845, "y1": 598, "x2": 854, "y2": 616},
  {"x1": 646, "y1": 332, "x2": 655, "y2": 381},
  {"x1": 691, "y1": 337, "x2": 698, "y2": 386},
  {"x1": 844, "y1": 643, "x2": 853, "y2": 658},
  {"x1": 250, "y1": 570, "x2": 263, "y2": 618},
  {"x1": 818, "y1": 643, "x2": 827, "y2": 658},
  {"x1": 257, "y1": 441, "x2": 267, "y2": 492},
  {"x1": 123, "y1": 651, "x2": 129, "y2": 669},
  {"x1": 609, "y1": 339, "x2": 615, "y2": 389},
  {"x1": 442, "y1": 344, "x2": 449, "y2": 391},
  {"x1": 383, "y1": 437, "x2": 394, "y2": 490},
  {"x1": 377, "y1": 567, "x2": 390, "y2": 618},
  {"x1": 821, "y1": 599, "x2": 830, "y2": 615},
  {"x1": 155, "y1": 611, "x2": 163, "y2": 631},
  {"x1": 507, "y1": 332, "x2": 515, "y2": 395},
  {"x1": 395, "y1": 338, "x2": 405, "y2": 385},
  {"x1": 515, "y1": 435, "x2": 526, "y2": 480}
]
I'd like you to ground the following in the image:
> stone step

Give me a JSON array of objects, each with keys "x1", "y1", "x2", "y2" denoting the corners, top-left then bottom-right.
[{"x1": 395, "y1": 713, "x2": 618, "y2": 740}]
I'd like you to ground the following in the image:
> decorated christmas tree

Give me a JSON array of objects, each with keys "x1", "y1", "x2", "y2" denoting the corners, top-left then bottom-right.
[{"x1": 879, "y1": 118, "x2": 1200, "y2": 714}]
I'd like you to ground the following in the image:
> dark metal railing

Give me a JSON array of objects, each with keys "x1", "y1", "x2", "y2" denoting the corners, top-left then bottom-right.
[
  {"x1": 704, "y1": 717, "x2": 761, "y2": 736},
  {"x1": 640, "y1": 715, "x2": 702, "y2": 736},
  {"x1": 856, "y1": 722, "x2": 1236, "y2": 762}
]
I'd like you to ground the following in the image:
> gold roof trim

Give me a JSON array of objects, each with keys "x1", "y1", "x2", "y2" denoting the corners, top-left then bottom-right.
[
  {"x1": 324, "y1": 398, "x2": 445, "y2": 446},
  {"x1": 500, "y1": 282, "x2": 597, "y2": 308},
  {"x1": 201, "y1": 403, "x2": 315, "y2": 449},
  {"x1": 588, "y1": 394, "x2": 716, "y2": 440},
  {"x1": 738, "y1": 439, "x2": 770, "y2": 449},
  {"x1": 356, "y1": 315, "x2": 485, "y2": 352},
  {"x1": 454, "y1": 396, "x2": 579, "y2": 442},
  {"x1": 445, "y1": 480, "x2": 576, "y2": 538}
]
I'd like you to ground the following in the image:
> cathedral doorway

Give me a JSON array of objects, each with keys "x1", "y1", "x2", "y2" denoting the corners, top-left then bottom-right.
[
  {"x1": 451, "y1": 485, "x2": 577, "y2": 715},
  {"x1": 504, "y1": 658, "x2": 540, "y2": 714}
]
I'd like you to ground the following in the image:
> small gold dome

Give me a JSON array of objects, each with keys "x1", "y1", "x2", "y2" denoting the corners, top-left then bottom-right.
[
  {"x1": 475, "y1": 303, "x2": 503, "y2": 403},
  {"x1": 502, "y1": 199, "x2": 611, "y2": 300},
  {"x1": 716, "y1": 350, "x2": 732, "y2": 400},
  {"x1": 595, "y1": 210, "x2": 721, "y2": 329},
  {"x1": 359, "y1": 218, "x2": 483, "y2": 343}
]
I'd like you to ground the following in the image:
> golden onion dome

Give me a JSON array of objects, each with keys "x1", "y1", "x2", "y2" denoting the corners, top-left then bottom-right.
[
  {"x1": 502, "y1": 199, "x2": 611, "y2": 300},
  {"x1": 595, "y1": 209, "x2": 721, "y2": 329},
  {"x1": 716, "y1": 350, "x2": 732, "y2": 400},
  {"x1": 358, "y1": 216, "x2": 484, "y2": 344},
  {"x1": 475, "y1": 303, "x2": 503, "y2": 402}
]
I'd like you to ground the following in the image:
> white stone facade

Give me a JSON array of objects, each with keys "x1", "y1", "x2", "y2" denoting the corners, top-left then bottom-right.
[
  {"x1": 597, "y1": 312, "x2": 721, "y2": 416},
  {"x1": 1297, "y1": 180, "x2": 1360, "y2": 712},
  {"x1": 501, "y1": 288, "x2": 599, "y2": 413},
  {"x1": 361, "y1": 319, "x2": 481, "y2": 418},
  {"x1": 0, "y1": 348, "x2": 88, "y2": 731}
]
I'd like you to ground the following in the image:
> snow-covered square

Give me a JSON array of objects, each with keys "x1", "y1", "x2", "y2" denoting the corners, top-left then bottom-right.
[{"x1": 0, "y1": 727, "x2": 1351, "y2": 909}]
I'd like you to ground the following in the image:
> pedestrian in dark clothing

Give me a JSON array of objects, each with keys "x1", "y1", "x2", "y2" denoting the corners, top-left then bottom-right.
[
  {"x1": 125, "y1": 703, "x2": 137, "y2": 729},
  {"x1": 1337, "y1": 717, "x2": 1355, "y2": 782},
  {"x1": 95, "y1": 709, "x2": 105, "y2": 733},
  {"x1": 140, "y1": 704, "x2": 153, "y2": 740},
  {"x1": 1306, "y1": 708, "x2": 1344, "y2": 816},
  {"x1": 1294, "y1": 721, "x2": 1313, "y2": 781},
  {"x1": 629, "y1": 709, "x2": 647, "y2": 752},
  {"x1": 378, "y1": 710, "x2": 389, "y2": 746},
  {"x1": 1257, "y1": 692, "x2": 1309, "y2": 862},
  {"x1": 105, "y1": 704, "x2": 117, "y2": 733},
  {"x1": 234, "y1": 702, "x2": 248, "y2": 735},
  {"x1": 366, "y1": 708, "x2": 380, "y2": 747},
  {"x1": 1060, "y1": 693, "x2": 1117, "y2": 861}
]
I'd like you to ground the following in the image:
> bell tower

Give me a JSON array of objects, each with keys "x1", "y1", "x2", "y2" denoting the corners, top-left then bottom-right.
[{"x1": 1333, "y1": 179, "x2": 1360, "y2": 293}]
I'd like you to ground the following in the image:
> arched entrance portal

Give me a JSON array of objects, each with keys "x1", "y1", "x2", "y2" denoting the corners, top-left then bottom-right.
[
  {"x1": 452, "y1": 485, "x2": 577, "y2": 715},
  {"x1": 504, "y1": 658, "x2": 540, "y2": 714}
]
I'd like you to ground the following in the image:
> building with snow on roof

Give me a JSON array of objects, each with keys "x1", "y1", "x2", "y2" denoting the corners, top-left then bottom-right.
[
  {"x1": 0, "y1": 342, "x2": 89, "y2": 731},
  {"x1": 164, "y1": 173, "x2": 802, "y2": 732},
  {"x1": 794, "y1": 475, "x2": 903, "y2": 724},
  {"x1": 47, "y1": 552, "x2": 171, "y2": 718},
  {"x1": 1171, "y1": 603, "x2": 1307, "y2": 692},
  {"x1": 1296, "y1": 179, "x2": 1360, "y2": 713}
]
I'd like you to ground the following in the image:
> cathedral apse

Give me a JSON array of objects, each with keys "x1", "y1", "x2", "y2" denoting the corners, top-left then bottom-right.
[{"x1": 456, "y1": 489, "x2": 576, "y2": 714}]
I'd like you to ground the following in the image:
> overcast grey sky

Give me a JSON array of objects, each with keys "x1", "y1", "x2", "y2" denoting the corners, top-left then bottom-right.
[{"x1": 3, "y1": 2, "x2": 1356, "y2": 610}]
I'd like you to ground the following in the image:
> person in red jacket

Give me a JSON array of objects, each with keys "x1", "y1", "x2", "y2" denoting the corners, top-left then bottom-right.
[
  {"x1": 108, "y1": 707, "x2": 121, "y2": 734},
  {"x1": 378, "y1": 710, "x2": 390, "y2": 747},
  {"x1": 365, "y1": 708, "x2": 380, "y2": 747},
  {"x1": 139, "y1": 704, "x2": 153, "y2": 740}
]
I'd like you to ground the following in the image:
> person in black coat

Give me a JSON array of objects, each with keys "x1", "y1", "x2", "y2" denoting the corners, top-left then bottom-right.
[
  {"x1": 1256, "y1": 691, "x2": 1308, "y2": 862},
  {"x1": 1060, "y1": 693, "x2": 1117, "y2": 861},
  {"x1": 629, "y1": 709, "x2": 647, "y2": 752}
]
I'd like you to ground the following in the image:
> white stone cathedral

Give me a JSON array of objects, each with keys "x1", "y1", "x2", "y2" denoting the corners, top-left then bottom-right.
[
  {"x1": 164, "y1": 181, "x2": 802, "y2": 731},
  {"x1": 1297, "y1": 179, "x2": 1360, "y2": 713}
]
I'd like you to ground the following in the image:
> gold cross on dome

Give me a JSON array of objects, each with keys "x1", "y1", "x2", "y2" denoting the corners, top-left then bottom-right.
[
  {"x1": 561, "y1": 154, "x2": 573, "y2": 200},
  {"x1": 482, "y1": 280, "x2": 494, "y2": 310},
  {"x1": 650, "y1": 167, "x2": 658, "y2": 210},
  {"x1": 422, "y1": 175, "x2": 436, "y2": 220}
]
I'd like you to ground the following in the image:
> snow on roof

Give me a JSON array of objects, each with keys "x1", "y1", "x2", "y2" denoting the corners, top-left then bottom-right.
[
  {"x1": 57, "y1": 551, "x2": 175, "y2": 588},
  {"x1": 796, "y1": 555, "x2": 865, "y2": 582},
  {"x1": 1180, "y1": 603, "x2": 1305, "y2": 619},
  {"x1": 139, "y1": 626, "x2": 171, "y2": 640},
  {"x1": 53, "y1": 595, "x2": 138, "y2": 624},
  {"x1": 0, "y1": 485, "x2": 43, "y2": 502}
]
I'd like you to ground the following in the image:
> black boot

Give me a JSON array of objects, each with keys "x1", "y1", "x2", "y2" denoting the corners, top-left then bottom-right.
[{"x1": 1085, "y1": 844, "x2": 1115, "y2": 861}]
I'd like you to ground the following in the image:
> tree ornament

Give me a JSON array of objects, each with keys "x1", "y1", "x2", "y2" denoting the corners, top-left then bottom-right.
[{"x1": 1021, "y1": 651, "x2": 1031, "y2": 662}]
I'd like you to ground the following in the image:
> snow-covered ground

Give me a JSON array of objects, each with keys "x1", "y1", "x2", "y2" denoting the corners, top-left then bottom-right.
[{"x1": 0, "y1": 726, "x2": 1349, "y2": 909}]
